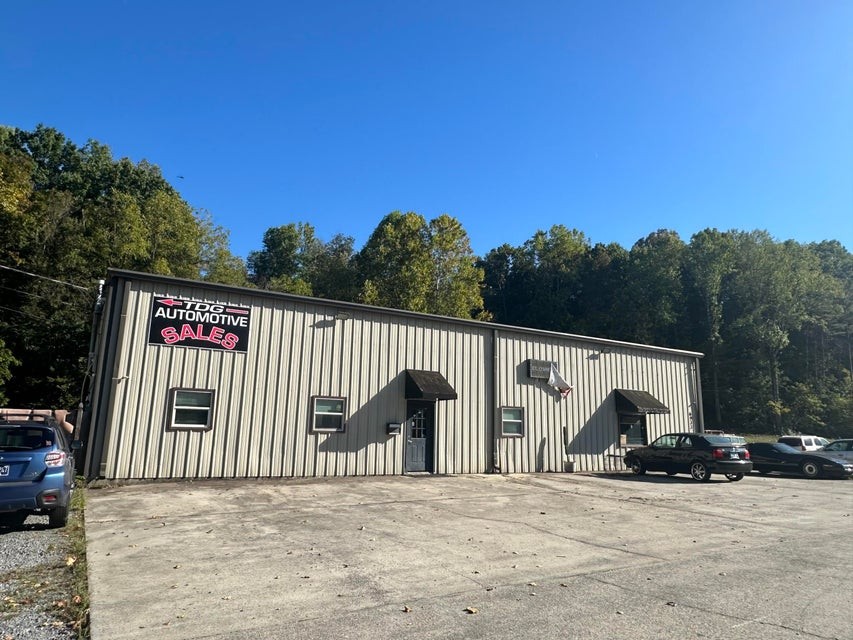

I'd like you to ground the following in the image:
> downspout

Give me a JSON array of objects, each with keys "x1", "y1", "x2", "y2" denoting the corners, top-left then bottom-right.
[
  {"x1": 85, "y1": 279, "x2": 106, "y2": 382},
  {"x1": 78, "y1": 279, "x2": 106, "y2": 474},
  {"x1": 491, "y1": 327, "x2": 501, "y2": 473},
  {"x1": 84, "y1": 276, "x2": 124, "y2": 480},
  {"x1": 694, "y1": 357, "x2": 705, "y2": 433}
]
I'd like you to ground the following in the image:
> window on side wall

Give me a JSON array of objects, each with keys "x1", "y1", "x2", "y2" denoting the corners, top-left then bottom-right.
[
  {"x1": 312, "y1": 396, "x2": 346, "y2": 433},
  {"x1": 501, "y1": 407, "x2": 525, "y2": 437},
  {"x1": 168, "y1": 388, "x2": 215, "y2": 431},
  {"x1": 619, "y1": 415, "x2": 647, "y2": 446}
]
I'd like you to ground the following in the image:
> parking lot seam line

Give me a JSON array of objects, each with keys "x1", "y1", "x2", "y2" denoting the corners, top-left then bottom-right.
[
  {"x1": 586, "y1": 574, "x2": 834, "y2": 640},
  {"x1": 432, "y1": 504, "x2": 667, "y2": 560}
]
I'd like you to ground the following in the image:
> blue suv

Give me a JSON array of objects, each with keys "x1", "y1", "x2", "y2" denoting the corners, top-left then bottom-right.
[{"x1": 0, "y1": 413, "x2": 77, "y2": 528}]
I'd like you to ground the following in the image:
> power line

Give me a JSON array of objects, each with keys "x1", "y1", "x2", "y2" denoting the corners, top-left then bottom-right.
[
  {"x1": 0, "y1": 284, "x2": 50, "y2": 301},
  {"x1": 0, "y1": 304, "x2": 44, "y2": 320},
  {"x1": 0, "y1": 264, "x2": 91, "y2": 292}
]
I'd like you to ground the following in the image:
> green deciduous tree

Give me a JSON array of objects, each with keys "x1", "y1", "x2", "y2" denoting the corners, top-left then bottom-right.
[
  {"x1": 140, "y1": 190, "x2": 203, "y2": 277},
  {"x1": 574, "y1": 242, "x2": 629, "y2": 339},
  {"x1": 478, "y1": 243, "x2": 518, "y2": 324},
  {"x1": 519, "y1": 226, "x2": 589, "y2": 330},
  {"x1": 724, "y1": 233, "x2": 815, "y2": 433},
  {"x1": 355, "y1": 211, "x2": 434, "y2": 312},
  {"x1": 248, "y1": 223, "x2": 317, "y2": 291},
  {"x1": 428, "y1": 214, "x2": 486, "y2": 318},
  {"x1": 0, "y1": 338, "x2": 20, "y2": 405},
  {"x1": 308, "y1": 233, "x2": 357, "y2": 302},
  {"x1": 622, "y1": 229, "x2": 687, "y2": 347},
  {"x1": 354, "y1": 211, "x2": 484, "y2": 318},
  {"x1": 247, "y1": 223, "x2": 356, "y2": 299},
  {"x1": 0, "y1": 125, "x2": 241, "y2": 406},
  {"x1": 198, "y1": 211, "x2": 250, "y2": 287},
  {"x1": 479, "y1": 225, "x2": 589, "y2": 330},
  {"x1": 684, "y1": 229, "x2": 736, "y2": 426}
]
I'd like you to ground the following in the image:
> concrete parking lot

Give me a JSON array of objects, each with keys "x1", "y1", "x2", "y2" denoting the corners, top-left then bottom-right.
[{"x1": 85, "y1": 472, "x2": 853, "y2": 640}]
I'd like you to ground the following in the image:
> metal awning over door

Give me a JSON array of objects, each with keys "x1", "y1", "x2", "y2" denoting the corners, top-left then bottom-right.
[
  {"x1": 615, "y1": 389, "x2": 670, "y2": 414},
  {"x1": 405, "y1": 370, "x2": 457, "y2": 401}
]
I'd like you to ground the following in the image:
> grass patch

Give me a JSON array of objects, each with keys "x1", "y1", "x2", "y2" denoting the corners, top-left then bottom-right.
[{"x1": 61, "y1": 477, "x2": 90, "y2": 638}]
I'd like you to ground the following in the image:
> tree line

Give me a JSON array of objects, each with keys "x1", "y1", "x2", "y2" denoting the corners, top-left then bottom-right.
[{"x1": 1, "y1": 126, "x2": 850, "y2": 436}]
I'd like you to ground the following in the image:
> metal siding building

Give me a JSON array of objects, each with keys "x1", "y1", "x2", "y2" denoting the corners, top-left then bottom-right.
[{"x1": 83, "y1": 270, "x2": 704, "y2": 480}]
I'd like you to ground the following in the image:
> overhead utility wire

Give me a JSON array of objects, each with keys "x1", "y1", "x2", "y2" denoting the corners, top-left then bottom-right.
[
  {"x1": 0, "y1": 284, "x2": 50, "y2": 300},
  {"x1": 0, "y1": 264, "x2": 90, "y2": 292},
  {"x1": 0, "y1": 304, "x2": 43, "y2": 320}
]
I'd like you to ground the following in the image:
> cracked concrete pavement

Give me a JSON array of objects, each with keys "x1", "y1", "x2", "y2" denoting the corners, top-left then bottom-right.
[{"x1": 84, "y1": 472, "x2": 853, "y2": 639}]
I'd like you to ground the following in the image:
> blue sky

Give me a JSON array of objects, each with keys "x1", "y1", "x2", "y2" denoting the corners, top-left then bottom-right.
[{"x1": 3, "y1": 1, "x2": 851, "y2": 258}]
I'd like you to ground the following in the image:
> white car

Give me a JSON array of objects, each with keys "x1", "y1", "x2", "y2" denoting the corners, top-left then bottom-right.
[
  {"x1": 777, "y1": 435, "x2": 830, "y2": 452},
  {"x1": 819, "y1": 439, "x2": 853, "y2": 461},
  {"x1": 703, "y1": 430, "x2": 747, "y2": 446}
]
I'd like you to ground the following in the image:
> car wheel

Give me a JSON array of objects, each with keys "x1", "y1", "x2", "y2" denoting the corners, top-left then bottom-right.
[
  {"x1": 690, "y1": 461, "x2": 711, "y2": 482},
  {"x1": 628, "y1": 459, "x2": 646, "y2": 475},
  {"x1": 725, "y1": 473, "x2": 744, "y2": 481},
  {"x1": 48, "y1": 506, "x2": 69, "y2": 529},
  {"x1": 801, "y1": 460, "x2": 820, "y2": 479}
]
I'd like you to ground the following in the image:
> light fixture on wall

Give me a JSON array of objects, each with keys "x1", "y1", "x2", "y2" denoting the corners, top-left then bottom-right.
[
  {"x1": 598, "y1": 346, "x2": 612, "y2": 355},
  {"x1": 334, "y1": 311, "x2": 350, "y2": 321}
]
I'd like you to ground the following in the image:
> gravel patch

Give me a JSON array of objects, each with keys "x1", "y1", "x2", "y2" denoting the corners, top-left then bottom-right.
[{"x1": 0, "y1": 514, "x2": 76, "y2": 640}]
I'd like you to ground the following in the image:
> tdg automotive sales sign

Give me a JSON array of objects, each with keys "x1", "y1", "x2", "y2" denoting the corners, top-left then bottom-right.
[{"x1": 148, "y1": 296, "x2": 251, "y2": 352}]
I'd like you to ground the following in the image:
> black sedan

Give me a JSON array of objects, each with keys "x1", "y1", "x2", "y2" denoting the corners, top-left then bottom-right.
[
  {"x1": 623, "y1": 432, "x2": 752, "y2": 482},
  {"x1": 747, "y1": 442, "x2": 853, "y2": 479}
]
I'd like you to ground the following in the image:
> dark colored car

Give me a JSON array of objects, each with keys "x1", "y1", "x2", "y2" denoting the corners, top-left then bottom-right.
[
  {"x1": 623, "y1": 432, "x2": 753, "y2": 482},
  {"x1": 0, "y1": 414, "x2": 77, "y2": 528},
  {"x1": 747, "y1": 442, "x2": 853, "y2": 479}
]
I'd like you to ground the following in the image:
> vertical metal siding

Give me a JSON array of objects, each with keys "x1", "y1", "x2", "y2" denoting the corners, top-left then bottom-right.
[
  {"x1": 101, "y1": 281, "x2": 492, "y2": 479},
  {"x1": 98, "y1": 277, "x2": 700, "y2": 480},
  {"x1": 495, "y1": 331, "x2": 696, "y2": 474}
]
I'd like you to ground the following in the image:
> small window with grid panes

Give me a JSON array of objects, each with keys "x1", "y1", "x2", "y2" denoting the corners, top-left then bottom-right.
[
  {"x1": 501, "y1": 407, "x2": 524, "y2": 437},
  {"x1": 311, "y1": 396, "x2": 346, "y2": 433},
  {"x1": 167, "y1": 388, "x2": 215, "y2": 431}
]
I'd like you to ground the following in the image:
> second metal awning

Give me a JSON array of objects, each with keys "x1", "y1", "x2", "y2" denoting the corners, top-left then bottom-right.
[
  {"x1": 615, "y1": 389, "x2": 670, "y2": 415},
  {"x1": 405, "y1": 370, "x2": 458, "y2": 401}
]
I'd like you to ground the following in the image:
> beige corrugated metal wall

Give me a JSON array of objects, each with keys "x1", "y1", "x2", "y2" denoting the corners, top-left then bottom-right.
[
  {"x1": 494, "y1": 330, "x2": 698, "y2": 473},
  {"x1": 98, "y1": 280, "x2": 491, "y2": 479},
  {"x1": 92, "y1": 273, "x2": 701, "y2": 480}
]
